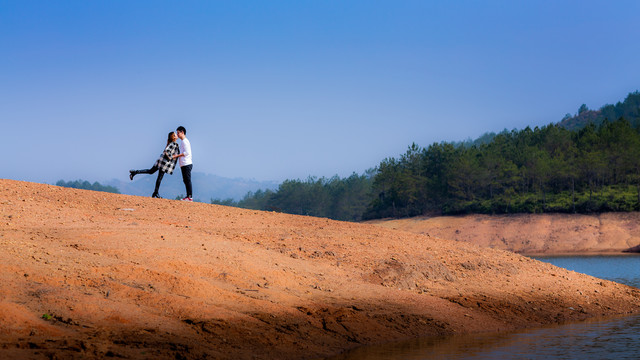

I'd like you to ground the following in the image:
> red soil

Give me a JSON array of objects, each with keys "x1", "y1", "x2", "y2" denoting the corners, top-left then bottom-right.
[
  {"x1": 1, "y1": 179, "x2": 639, "y2": 359},
  {"x1": 367, "y1": 213, "x2": 640, "y2": 255}
]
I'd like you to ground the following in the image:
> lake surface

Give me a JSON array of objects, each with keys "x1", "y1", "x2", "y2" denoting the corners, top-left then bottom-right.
[{"x1": 330, "y1": 255, "x2": 640, "y2": 360}]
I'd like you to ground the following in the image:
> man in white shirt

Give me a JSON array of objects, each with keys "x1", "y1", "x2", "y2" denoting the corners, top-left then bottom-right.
[{"x1": 173, "y1": 126, "x2": 193, "y2": 201}]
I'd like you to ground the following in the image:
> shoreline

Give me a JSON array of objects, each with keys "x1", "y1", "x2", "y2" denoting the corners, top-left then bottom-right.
[
  {"x1": 524, "y1": 252, "x2": 640, "y2": 257},
  {"x1": 328, "y1": 310, "x2": 640, "y2": 360},
  {"x1": 2, "y1": 179, "x2": 640, "y2": 359}
]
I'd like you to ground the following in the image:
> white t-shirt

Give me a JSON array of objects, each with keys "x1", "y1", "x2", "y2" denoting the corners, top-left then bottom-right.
[{"x1": 178, "y1": 137, "x2": 192, "y2": 167}]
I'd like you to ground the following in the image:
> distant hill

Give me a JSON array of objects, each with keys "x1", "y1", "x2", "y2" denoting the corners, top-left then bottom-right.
[
  {"x1": 457, "y1": 91, "x2": 640, "y2": 147},
  {"x1": 558, "y1": 91, "x2": 640, "y2": 130},
  {"x1": 104, "y1": 172, "x2": 278, "y2": 202},
  {"x1": 455, "y1": 130, "x2": 506, "y2": 148}
]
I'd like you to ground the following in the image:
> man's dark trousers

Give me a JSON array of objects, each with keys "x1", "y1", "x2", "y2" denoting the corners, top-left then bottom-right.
[{"x1": 180, "y1": 164, "x2": 193, "y2": 198}]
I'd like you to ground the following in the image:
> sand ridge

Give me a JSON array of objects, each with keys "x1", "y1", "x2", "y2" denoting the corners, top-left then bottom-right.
[
  {"x1": 367, "y1": 213, "x2": 640, "y2": 255},
  {"x1": 1, "y1": 179, "x2": 640, "y2": 359}
]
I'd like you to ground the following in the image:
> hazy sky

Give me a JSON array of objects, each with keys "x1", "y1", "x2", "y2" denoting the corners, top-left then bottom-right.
[{"x1": 2, "y1": 0, "x2": 639, "y2": 184}]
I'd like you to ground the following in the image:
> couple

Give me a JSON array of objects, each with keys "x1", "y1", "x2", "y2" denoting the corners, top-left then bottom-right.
[{"x1": 129, "y1": 126, "x2": 193, "y2": 201}]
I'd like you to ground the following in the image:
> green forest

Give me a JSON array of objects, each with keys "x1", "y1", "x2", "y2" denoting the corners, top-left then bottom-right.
[
  {"x1": 55, "y1": 179, "x2": 120, "y2": 194},
  {"x1": 212, "y1": 172, "x2": 374, "y2": 221},
  {"x1": 220, "y1": 92, "x2": 640, "y2": 221}
]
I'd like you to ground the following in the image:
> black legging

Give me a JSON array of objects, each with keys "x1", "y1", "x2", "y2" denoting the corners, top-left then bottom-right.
[{"x1": 134, "y1": 165, "x2": 165, "y2": 196}]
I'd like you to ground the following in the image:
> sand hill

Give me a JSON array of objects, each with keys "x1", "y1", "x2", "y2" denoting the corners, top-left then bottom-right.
[
  {"x1": 367, "y1": 213, "x2": 640, "y2": 255},
  {"x1": 1, "y1": 179, "x2": 640, "y2": 359}
]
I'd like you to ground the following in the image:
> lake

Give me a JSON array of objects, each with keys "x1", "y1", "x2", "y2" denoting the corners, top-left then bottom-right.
[{"x1": 329, "y1": 255, "x2": 640, "y2": 360}]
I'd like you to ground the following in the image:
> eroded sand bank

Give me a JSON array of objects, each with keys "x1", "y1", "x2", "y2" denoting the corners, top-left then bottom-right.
[{"x1": 367, "y1": 213, "x2": 640, "y2": 255}]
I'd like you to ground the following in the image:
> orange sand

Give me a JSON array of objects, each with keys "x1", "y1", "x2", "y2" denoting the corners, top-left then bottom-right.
[
  {"x1": 1, "y1": 179, "x2": 639, "y2": 359},
  {"x1": 367, "y1": 213, "x2": 640, "y2": 255}
]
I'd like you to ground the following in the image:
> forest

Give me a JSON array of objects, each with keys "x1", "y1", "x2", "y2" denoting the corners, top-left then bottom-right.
[
  {"x1": 365, "y1": 118, "x2": 640, "y2": 218},
  {"x1": 55, "y1": 179, "x2": 120, "y2": 194},
  {"x1": 213, "y1": 172, "x2": 373, "y2": 221},
  {"x1": 221, "y1": 92, "x2": 640, "y2": 221}
]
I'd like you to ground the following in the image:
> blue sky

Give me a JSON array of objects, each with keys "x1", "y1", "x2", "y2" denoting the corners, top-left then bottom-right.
[{"x1": 2, "y1": 0, "x2": 639, "y2": 184}]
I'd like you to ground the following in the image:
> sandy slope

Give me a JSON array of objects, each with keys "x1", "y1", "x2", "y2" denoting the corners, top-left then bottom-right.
[
  {"x1": 1, "y1": 179, "x2": 640, "y2": 359},
  {"x1": 367, "y1": 213, "x2": 640, "y2": 255}
]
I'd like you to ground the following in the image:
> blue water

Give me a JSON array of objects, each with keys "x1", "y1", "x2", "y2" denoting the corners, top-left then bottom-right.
[
  {"x1": 532, "y1": 255, "x2": 640, "y2": 288},
  {"x1": 330, "y1": 255, "x2": 640, "y2": 360}
]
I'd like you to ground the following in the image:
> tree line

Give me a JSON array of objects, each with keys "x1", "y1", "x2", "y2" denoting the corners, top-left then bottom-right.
[
  {"x1": 365, "y1": 118, "x2": 640, "y2": 218},
  {"x1": 558, "y1": 91, "x2": 640, "y2": 131},
  {"x1": 212, "y1": 172, "x2": 374, "y2": 221},
  {"x1": 55, "y1": 179, "x2": 120, "y2": 194},
  {"x1": 226, "y1": 118, "x2": 640, "y2": 221}
]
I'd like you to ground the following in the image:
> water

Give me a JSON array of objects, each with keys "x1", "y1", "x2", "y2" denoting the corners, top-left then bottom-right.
[
  {"x1": 532, "y1": 255, "x2": 640, "y2": 288},
  {"x1": 330, "y1": 255, "x2": 640, "y2": 360}
]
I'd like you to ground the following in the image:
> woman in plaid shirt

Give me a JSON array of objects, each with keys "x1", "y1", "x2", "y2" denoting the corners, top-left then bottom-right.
[{"x1": 129, "y1": 132, "x2": 180, "y2": 198}]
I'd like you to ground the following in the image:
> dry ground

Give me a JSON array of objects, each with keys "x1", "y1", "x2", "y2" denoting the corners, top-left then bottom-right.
[
  {"x1": 1, "y1": 179, "x2": 640, "y2": 359},
  {"x1": 367, "y1": 213, "x2": 640, "y2": 255}
]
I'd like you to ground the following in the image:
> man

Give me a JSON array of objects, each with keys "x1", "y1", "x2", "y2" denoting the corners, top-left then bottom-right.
[{"x1": 173, "y1": 126, "x2": 193, "y2": 201}]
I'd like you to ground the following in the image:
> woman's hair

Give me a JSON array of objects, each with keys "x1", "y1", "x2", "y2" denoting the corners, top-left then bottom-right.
[{"x1": 166, "y1": 132, "x2": 176, "y2": 146}]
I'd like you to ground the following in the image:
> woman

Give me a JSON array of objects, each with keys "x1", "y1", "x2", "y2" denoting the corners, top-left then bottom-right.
[{"x1": 129, "y1": 132, "x2": 180, "y2": 198}]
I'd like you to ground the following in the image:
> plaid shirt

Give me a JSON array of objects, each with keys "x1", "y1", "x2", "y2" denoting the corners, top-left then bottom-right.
[{"x1": 154, "y1": 142, "x2": 179, "y2": 174}]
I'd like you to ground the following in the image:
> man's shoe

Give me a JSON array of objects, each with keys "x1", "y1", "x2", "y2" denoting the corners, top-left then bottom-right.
[
  {"x1": 152, "y1": 194, "x2": 163, "y2": 199},
  {"x1": 181, "y1": 197, "x2": 193, "y2": 202},
  {"x1": 129, "y1": 170, "x2": 135, "y2": 181}
]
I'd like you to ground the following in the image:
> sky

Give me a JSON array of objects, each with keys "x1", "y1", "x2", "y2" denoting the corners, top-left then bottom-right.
[{"x1": 2, "y1": 0, "x2": 639, "y2": 184}]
